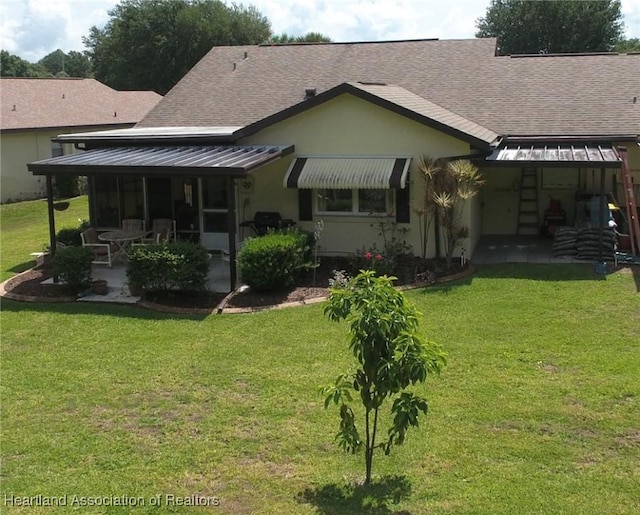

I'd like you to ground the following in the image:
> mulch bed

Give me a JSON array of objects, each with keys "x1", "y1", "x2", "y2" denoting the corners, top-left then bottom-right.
[
  {"x1": 3, "y1": 266, "x2": 77, "y2": 299},
  {"x1": 3, "y1": 255, "x2": 469, "y2": 311}
]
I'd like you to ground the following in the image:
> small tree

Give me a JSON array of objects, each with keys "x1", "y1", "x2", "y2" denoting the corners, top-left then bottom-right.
[
  {"x1": 323, "y1": 271, "x2": 446, "y2": 484},
  {"x1": 417, "y1": 157, "x2": 485, "y2": 268}
]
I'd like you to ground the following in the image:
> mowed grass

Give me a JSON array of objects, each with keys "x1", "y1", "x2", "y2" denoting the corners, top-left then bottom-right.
[
  {"x1": 2, "y1": 198, "x2": 640, "y2": 514},
  {"x1": 0, "y1": 196, "x2": 89, "y2": 281}
]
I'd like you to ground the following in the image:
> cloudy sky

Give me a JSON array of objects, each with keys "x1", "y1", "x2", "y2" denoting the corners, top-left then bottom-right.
[{"x1": 2, "y1": 0, "x2": 639, "y2": 62}]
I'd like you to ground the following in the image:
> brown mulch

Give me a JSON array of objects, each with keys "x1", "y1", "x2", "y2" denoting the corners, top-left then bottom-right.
[
  {"x1": 3, "y1": 265, "x2": 77, "y2": 299},
  {"x1": 3, "y1": 255, "x2": 468, "y2": 311}
]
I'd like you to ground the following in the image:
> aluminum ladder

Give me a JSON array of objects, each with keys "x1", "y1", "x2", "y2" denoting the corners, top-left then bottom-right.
[
  {"x1": 517, "y1": 168, "x2": 539, "y2": 235},
  {"x1": 618, "y1": 146, "x2": 640, "y2": 255}
]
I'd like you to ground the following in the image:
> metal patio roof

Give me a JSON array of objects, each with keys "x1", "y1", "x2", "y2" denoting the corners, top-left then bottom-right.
[
  {"x1": 29, "y1": 145, "x2": 294, "y2": 177},
  {"x1": 486, "y1": 142, "x2": 622, "y2": 167}
]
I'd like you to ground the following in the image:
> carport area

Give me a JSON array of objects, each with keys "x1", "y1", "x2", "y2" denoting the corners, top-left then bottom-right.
[{"x1": 472, "y1": 235, "x2": 581, "y2": 264}]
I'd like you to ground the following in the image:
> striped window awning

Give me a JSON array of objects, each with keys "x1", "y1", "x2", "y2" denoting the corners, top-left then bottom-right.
[{"x1": 284, "y1": 157, "x2": 411, "y2": 189}]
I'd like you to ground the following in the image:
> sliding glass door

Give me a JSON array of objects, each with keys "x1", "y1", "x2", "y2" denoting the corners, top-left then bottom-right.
[{"x1": 200, "y1": 176, "x2": 229, "y2": 251}]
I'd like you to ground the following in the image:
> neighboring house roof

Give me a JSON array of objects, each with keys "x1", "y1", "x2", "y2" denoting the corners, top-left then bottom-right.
[
  {"x1": 138, "y1": 38, "x2": 640, "y2": 141},
  {"x1": 1, "y1": 78, "x2": 162, "y2": 132}
]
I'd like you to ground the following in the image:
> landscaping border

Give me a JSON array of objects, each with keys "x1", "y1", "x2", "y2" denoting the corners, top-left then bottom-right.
[{"x1": 0, "y1": 265, "x2": 476, "y2": 314}]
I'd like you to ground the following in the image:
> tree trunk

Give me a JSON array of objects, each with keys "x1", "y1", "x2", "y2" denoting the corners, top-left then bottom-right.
[{"x1": 365, "y1": 408, "x2": 372, "y2": 484}]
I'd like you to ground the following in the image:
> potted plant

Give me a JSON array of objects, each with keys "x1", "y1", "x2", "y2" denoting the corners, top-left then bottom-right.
[
  {"x1": 91, "y1": 279, "x2": 109, "y2": 295},
  {"x1": 127, "y1": 283, "x2": 143, "y2": 296}
]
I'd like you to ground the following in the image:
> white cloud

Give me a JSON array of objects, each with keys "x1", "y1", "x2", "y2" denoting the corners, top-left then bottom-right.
[
  {"x1": 254, "y1": 0, "x2": 487, "y2": 42},
  {"x1": 0, "y1": 0, "x2": 113, "y2": 61},
  {"x1": 1, "y1": 0, "x2": 638, "y2": 62}
]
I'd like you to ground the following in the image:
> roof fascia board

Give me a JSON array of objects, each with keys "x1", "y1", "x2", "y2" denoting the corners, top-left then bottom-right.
[
  {"x1": 502, "y1": 135, "x2": 640, "y2": 143},
  {"x1": 237, "y1": 82, "x2": 494, "y2": 150},
  {"x1": 345, "y1": 86, "x2": 495, "y2": 150},
  {"x1": 28, "y1": 164, "x2": 253, "y2": 177},
  {"x1": 1, "y1": 123, "x2": 136, "y2": 135},
  {"x1": 80, "y1": 136, "x2": 239, "y2": 149}
]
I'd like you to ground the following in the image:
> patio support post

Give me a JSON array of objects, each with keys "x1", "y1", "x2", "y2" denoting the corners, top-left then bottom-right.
[
  {"x1": 598, "y1": 168, "x2": 606, "y2": 261},
  {"x1": 46, "y1": 174, "x2": 57, "y2": 257},
  {"x1": 227, "y1": 176, "x2": 237, "y2": 291},
  {"x1": 597, "y1": 167, "x2": 606, "y2": 266}
]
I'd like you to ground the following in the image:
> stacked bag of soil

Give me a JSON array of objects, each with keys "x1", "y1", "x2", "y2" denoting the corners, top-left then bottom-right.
[
  {"x1": 553, "y1": 226, "x2": 578, "y2": 257},
  {"x1": 553, "y1": 226, "x2": 617, "y2": 260},
  {"x1": 576, "y1": 227, "x2": 616, "y2": 261}
]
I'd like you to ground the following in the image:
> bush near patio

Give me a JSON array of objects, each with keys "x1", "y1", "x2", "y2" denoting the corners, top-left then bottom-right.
[
  {"x1": 237, "y1": 230, "x2": 314, "y2": 291},
  {"x1": 51, "y1": 245, "x2": 93, "y2": 293},
  {"x1": 55, "y1": 219, "x2": 90, "y2": 247},
  {"x1": 126, "y1": 242, "x2": 210, "y2": 292}
]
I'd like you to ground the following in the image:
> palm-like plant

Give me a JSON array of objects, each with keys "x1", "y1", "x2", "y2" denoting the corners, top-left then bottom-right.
[{"x1": 417, "y1": 157, "x2": 485, "y2": 267}]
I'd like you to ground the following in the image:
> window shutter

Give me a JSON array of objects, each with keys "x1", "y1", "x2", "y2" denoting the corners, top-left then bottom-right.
[
  {"x1": 395, "y1": 176, "x2": 410, "y2": 223},
  {"x1": 298, "y1": 189, "x2": 313, "y2": 221}
]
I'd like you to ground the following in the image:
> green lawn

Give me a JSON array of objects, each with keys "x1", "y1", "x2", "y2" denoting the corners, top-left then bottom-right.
[
  {"x1": 0, "y1": 196, "x2": 89, "y2": 282},
  {"x1": 1, "y1": 199, "x2": 639, "y2": 514}
]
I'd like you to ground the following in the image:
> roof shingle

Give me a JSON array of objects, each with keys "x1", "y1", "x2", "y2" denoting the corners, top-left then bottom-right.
[
  {"x1": 1, "y1": 78, "x2": 162, "y2": 131},
  {"x1": 138, "y1": 38, "x2": 640, "y2": 139}
]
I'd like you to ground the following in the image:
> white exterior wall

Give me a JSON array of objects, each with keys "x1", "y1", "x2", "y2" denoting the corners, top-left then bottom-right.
[
  {"x1": 1, "y1": 131, "x2": 56, "y2": 203},
  {"x1": 1, "y1": 125, "x2": 134, "y2": 204},
  {"x1": 240, "y1": 93, "x2": 473, "y2": 258}
]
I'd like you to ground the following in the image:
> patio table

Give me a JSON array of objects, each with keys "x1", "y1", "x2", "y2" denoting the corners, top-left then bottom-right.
[{"x1": 98, "y1": 230, "x2": 149, "y2": 262}]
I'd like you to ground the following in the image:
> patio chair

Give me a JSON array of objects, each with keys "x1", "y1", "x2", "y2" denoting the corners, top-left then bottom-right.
[
  {"x1": 133, "y1": 219, "x2": 176, "y2": 246},
  {"x1": 80, "y1": 228, "x2": 112, "y2": 267},
  {"x1": 121, "y1": 218, "x2": 145, "y2": 231}
]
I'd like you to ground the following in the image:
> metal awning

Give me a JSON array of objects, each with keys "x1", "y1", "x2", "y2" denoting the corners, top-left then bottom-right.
[
  {"x1": 28, "y1": 145, "x2": 294, "y2": 177},
  {"x1": 284, "y1": 157, "x2": 411, "y2": 189},
  {"x1": 486, "y1": 143, "x2": 622, "y2": 167}
]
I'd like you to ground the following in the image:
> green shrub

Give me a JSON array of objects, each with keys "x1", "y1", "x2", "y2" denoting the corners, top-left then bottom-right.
[
  {"x1": 54, "y1": 175, "x2": 80, "y2": 198},
  {"x1": 56, "y1": 220, "x2": 90, "y2": 247},
  {"x1": 237, "y1": 230, "x2": 312, "y2": 291},
  {"x1": 52, "y1": 246, "x2": 93, "y2": 293},
  {"x1": 127, "y1": 242, "x2": 210, "y2": 292}
]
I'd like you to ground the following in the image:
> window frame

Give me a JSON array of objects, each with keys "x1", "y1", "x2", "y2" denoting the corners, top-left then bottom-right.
[{"x1": 314, "y1": 188, "x2": 392, "y2": 216}]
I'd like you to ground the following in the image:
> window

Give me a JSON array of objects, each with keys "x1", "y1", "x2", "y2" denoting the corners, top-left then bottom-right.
[
  {"x1": 92, "y1": 176, "x2": 144, "y2": 228},
  {"x1": 316, "y1": 188, "x2": 389, "y2": 215},
  {"x1": 51, "y1": 142, "x2": 63, "y2": 157}
]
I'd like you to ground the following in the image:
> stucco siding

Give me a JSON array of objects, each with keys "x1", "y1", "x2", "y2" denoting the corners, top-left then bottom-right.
[
  {"x1": 240, "y1": 93, "x2": 472, "y2": 257},
  {"x1": 1, "y1": 125, "x2": 134, "y2": 203},
  {"x1": 1, "y1": 131, "x2": 54, "y2": 203}
]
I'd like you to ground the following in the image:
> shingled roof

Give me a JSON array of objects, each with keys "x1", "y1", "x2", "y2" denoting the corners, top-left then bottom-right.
[
  {"x1": 138, "y1": 38, "x2": 640, "y2": 140},
  {"x1": 1, "y1": 78, "x2": 162, "y2": 131}
]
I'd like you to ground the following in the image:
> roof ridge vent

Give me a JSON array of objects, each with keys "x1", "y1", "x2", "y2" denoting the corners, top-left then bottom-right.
[
  {"x1": 510, "y1": 51, "x2": 618, "y2": 58},
  {"x1": 358, "y1": 81, "x2": 387, "y2": 86}
]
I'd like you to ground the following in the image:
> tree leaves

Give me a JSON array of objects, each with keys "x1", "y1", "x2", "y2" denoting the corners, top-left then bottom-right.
[
  {"x1": 323, "y1": 271, "x2": 447, "y2": 482},
  {"x1": 475, "y1": 0, "x2": 624, "y2": 55},
  {"x1": 83, "y1": 0, "x2": 272, "y2": 94},
  {"x1": 417, "y1": 157, "x2": 484, "y2": 267}
]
